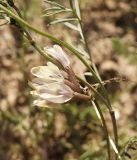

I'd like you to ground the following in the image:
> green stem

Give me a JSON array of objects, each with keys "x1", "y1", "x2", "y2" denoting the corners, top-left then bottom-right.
[
  {"x1": 32, "y1": 43, "x2": 62, "y2": 68},
  {"x1": 92, "y1": 100, "x2": 111, "y2": 160},
  {"x1": 78, "y1": 76, "x2": 119, "y2": 159},
  {"x1": 73, "y1": 10, "x2": 91, "y2": 59},
  {"x1": 77, "y1": 76, "x2": 109, "y2": 107},
  {"x1": 69, "y1": 0, "x2": 73, "y2": 9},
  {"x1": 72, "y1": 4, "x2": 119, "y2": 157},
  {"x1": 70, "y1": 3, "x2": 113, "y2": 109},
  {"x1": 110, "y1": 110, "x2": 119, "y2": 160}
]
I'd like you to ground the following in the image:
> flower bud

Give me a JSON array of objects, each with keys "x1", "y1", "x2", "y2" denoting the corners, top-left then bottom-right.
[{"x1": 44, "y1": 45, "x2": 70, "y2": 68}]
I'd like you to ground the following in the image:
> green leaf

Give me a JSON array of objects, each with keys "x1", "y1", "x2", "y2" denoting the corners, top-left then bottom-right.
[
  {"x1": 44, "y1": 7, "x2": 62, "y2": 12},
  {"x1": 49, "y1": 18, "x2": 77, "y2": 25},
  {"x1": 74, "y1": 0, "x2": 81, "y2": 19},
  {"x1": 42, "y1": 9, "x2": 67, "y2": 17},
  {"x1": 44, "y1": 0, "x2": 65, "y2": 9},
  {"x1": 64, "y1": 22, "x2": 79, "y2": 31},
  {"x1": 43, "y1": 8, "x2": 72, "y2": 17}
]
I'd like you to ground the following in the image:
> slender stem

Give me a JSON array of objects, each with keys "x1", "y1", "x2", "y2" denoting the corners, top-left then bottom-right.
[
  {"x1": 110, "y1": 110, "x2": 119, "y2": 159},
  {"x1": 76, "y1": 13, "x2": 103, "y2": 80},
  {"x1": 71, "y1": 3, "x2": 119, "y2": 158},
  {"x1": 77, "y1": 76, "x2": 109, "y2": 108},
  {"x1": 70, "y1": 3, "x2": 100, "y2": 82},
  {"x1": 74, "y1": 11, "x2": 91, "y2": 59},
  {"x1": 70, "y1": 2, "x2": 113, "y2": 110},
  {"x1": 32, "y1": 43, "x2": 62, "y2": 67},
  {"x1": 92, "y1": 100, "x2": 111, "y2": 160},
  {"x1": 12, "y1": 5, "x2": 22, "y2": 17},
  {"x1": 73, "y1": 92, "x2": 91, "y2": 100},
  {"x1": 78, "y1": 76, "x2": 119, "y2": 159},
  {"x1": 90, "y1": 77, "x2": 125, "y2": 88},
  {"x1": 69, "y1": 0, "x2": 73, "y2": 9},
  {"x1": 79, "y1": 21, "x2": 91, "y2": 58},
  {"x1": 108, "y1": 101, "x2": 119, "y2": 159}
]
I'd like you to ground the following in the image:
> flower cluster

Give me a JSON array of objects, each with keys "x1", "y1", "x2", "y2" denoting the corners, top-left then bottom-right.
[
  {"x1": 30, "y1": 45, "x2": 90, "y2": 106},
  {"x1": 30, "y1": 45, "x2": 89, "y2": 107}
]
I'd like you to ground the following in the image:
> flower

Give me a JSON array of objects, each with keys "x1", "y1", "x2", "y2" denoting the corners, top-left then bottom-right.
[
  {"x1": 31, "y1": 62, "x2": 67, "y2": 83},
  {"x1": 44, "y1": 45, "x2": 70, "y2": 68},
  {"x1": 31, "y1": 82, "x2": 73, "y2": 104},
  {"x1": 30, "y1": 62, "x2": 74, "y2": 106}
]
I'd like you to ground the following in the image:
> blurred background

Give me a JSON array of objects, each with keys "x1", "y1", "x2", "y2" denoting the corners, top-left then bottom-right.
[{"x1": 0, "y1": 0, "x2": 137, "y2": 159}]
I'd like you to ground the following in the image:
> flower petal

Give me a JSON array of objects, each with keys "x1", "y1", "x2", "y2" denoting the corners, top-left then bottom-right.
[{"x1": 38, "y1": 93, "x2": 72, "y2": 104}]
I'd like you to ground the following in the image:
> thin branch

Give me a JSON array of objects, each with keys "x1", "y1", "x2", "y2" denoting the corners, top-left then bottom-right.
[{"x1": 92, "y1": 100, "x2": 111, "y2": 160}]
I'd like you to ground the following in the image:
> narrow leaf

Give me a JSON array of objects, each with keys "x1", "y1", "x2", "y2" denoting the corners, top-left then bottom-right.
[
  {"x1": 42, "y1": 10, "x2": 67, "y2": 17},
  {"x1": 43, "y1": 8, "x2": 72, "y2": 17},
  {"x1": 74, "y1": 0, "x2": 81, "y2": 19},
  {"x1": 64, "y1": 22, "x2": 79, "y2": 31},
  {"x1": 92, "y1": 101, "x2": 102, "y2": 124},
  {"x1": 50, "y1": 18, "x2": 77, "y2": 25},
  {"x1": 44, "y1": 7, "x2": 62, "y2": 12},
  {"x1": 109, "y1": 137, "x2": 122, "y2": 160},
  {"x1": 44, "y1": 0, "x2": 65, "y2": 9}
]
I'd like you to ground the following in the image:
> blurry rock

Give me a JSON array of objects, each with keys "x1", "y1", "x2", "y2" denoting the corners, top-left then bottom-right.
[
  {"x1": 100, "y1": 60, "x2": 118, "y2": 72},
  {"x1": 0, "y1": 27, "x2": 15, "y2": 56},
  {"x1": 120, "y1": 92, "x2": 134, "y2": 116},
  {"x1": 0, "y1": 99, "x2": 8, "y2": 111},
  {"x1": 7, "y1": 87, "x2": 18, "y2": 107},
  {"x1": 119, "y1": 2, "x2": 130, "y2": 12},
  {"x1": 1, "y1": 57, "x2": 13, "y2": 67},
  {"x1": 118, "y1": 58, "x2": 137, "y2": 81},
  {"x1": 105, "y1": 0, "x2": 117, "y2": 10},
  {"x1": 97, "y1": 22, "x2": 123, "y2": 35},
  {"x1": 91, "y1": 38, "x2": 113, "y2": 64},
  {"x1": 55, "y1": 113, "x2": 67, "y2": 138}
]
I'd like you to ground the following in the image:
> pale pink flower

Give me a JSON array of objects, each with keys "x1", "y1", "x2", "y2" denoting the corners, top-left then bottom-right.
[
  {"x1": 30, "y1": 62, "x2": 73, "y2": 106},
  {"x1": 31, "y1": 62, "x2": 67, "y2": 83},
  {"x1": 31, "y1": 82, "x2": 73, "y2": 105}
]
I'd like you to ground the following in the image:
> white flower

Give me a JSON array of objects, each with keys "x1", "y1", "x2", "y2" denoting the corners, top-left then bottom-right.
[
  {"x1": 31, "y1": 62, "x2": 67, "y2": 83},
  {"x1": 31, "y1": 82, "x2": 73, "y2": 105},
  {"x1": 44, "y1": 45, "x2": 70, "y2": 68},
  {"x1": 30, "y1": 62, "x2": 73, "y2": 106}
]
